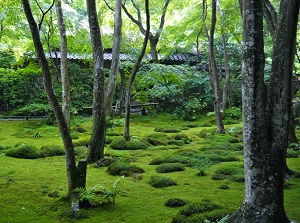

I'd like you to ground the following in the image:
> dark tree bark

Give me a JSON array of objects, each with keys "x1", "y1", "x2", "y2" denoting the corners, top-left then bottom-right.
[
  {"x1": 105, "y1": 0, "x2": 122, "y2": 117},
  {"x1": 122, "y1": 0, "x2": 170, "y2": 63},
  {"x1": 123, "y1": 0, "x2": 150, "y2": 141},
  {"x1": 202, "y1": 0, "x2": 225, "y2": 134},
  {"x1": 22, "y1": 0, "x2": 80, "y2": 198},
  {"x1": 55, "y1": 0, "x2": 70, "y2": 129},
  {"x1": 86, "y1": 0, "x2": 106, "y2": 162},
  {"x1": 228, "y1": 0, "x2": 299, "y2": 222}
]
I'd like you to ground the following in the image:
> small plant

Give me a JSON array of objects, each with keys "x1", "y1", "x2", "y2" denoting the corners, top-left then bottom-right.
[
  {"x1": 74, "y1": 176, "x2": 126, "y2": 205},
  {"x1": 156, "y1": 163, "x2": 185, "y2": 173},
  {"x1": 32, "y1": 132, "x2": 42, "y2": 138},
  {"x1": 149, "y1": 175, "x2": 177, "y2": 188},
  {"x1": 70, "y1": 132, "x2": 80, "y2": 139},
  {"x1": 165, "y1": 198, "x2": 189, "y2": 207}
]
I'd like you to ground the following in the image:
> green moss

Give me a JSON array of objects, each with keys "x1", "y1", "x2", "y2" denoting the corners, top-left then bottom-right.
[
  {"x1": 165, "y1": 198, "x2": 189, "y2": 207},
  {"x1": 5, "y1": 144, "x2": 41, "y2": 159},
  {"x1": 154, "y1": 126, "x2": 181, "y2": 133},
  {"x1": 149, "y1": 175, "x2": 177, "y2": 188},
  {"x1": 110, "y1": 137, "x2": 148, "y2": 150},
  {"x1": 107, "y1": 162, "x2": 145, "y2": 176},
  {"x1": 156, "y1": 163, "x2": 185, "y2": 173},
  {"x1": 40, "y1": 145, "x2": 65, "y2": 157}
]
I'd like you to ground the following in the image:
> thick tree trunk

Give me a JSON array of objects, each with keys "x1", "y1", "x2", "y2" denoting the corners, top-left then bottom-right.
[
  {"x1": 124, "y1": 0, "x2": 150, "y2": 141},
  {"x1": 22, "y1": 0, "x2": 78, "y2": 197},
  {"x1": 86, "y1": 0, "x2": 106, "y2": 162},
  {"x1": 229, "y1": 0, "x2": 298, "y2": 222},
  {"x1": 55, "y1": 0, "x2": 70, "y2": 129},
  {"x1": 105, "y1": 0, "x2": 122, "y2": 117}
]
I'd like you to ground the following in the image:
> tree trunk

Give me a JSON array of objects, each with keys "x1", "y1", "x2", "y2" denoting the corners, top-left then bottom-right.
[
  {"x1": 115, "y1": 68, "x2": 126, "y2": 116},
  {"x1": 55, "y1": 0, "x2": 70, "y2": 130},
  {"x1": 124, "y1": 0, "x2": 150, "y2": 141},
  {"x1": 149, "y1": 35, "x2": 159, "y2": 63},
  {"x1": 86, "y1": 0, "x2": 106, "y2": 163},
  {"x1": 228, "y1": 0, "x2": 299, "y2": 222},
  {"x1": 105, "y1": 0, "x2": 122, "y2": 117},
  {"x1": 207, "y1": 0, "x2": 224, "y2": 133},
  {"x1": 22, "y1": 0, "x2": 78, "y2": 197},
  {"x1": 221, "y1": 34, "x2": 231, "y2": 115}
]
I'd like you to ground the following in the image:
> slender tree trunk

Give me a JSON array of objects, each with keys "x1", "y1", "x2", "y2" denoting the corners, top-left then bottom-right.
[
  {"x1": 86, "y1": 0, "x2": 106, "y2": 162},
  {"x1": 221, "y1": 34, "x2": 231, "y2": 115},
  {"x1": 55, "y1": 0, "x2": 70, "y2": 129},
  {"x1": 124, "y1": 0, "x2": 150, "y2": 141},
  {"x1": 207, "y1": 0, "x2": 224, "y2": 133},
  {"x1": 105, "y1": 0, "x2": 122, "y2": 117},
  {"x1": 149, "y1": 35, "x2": 159, "y2": 63},
  {"x1": 228, "y1": 0, "x2": 298, "y2": 222},
  {"x1": 115, "y1": 68, "x2": 126, "y2": 116},
  {"x1": 22, "y1": 0, "x2": 78, "y2": 198}
]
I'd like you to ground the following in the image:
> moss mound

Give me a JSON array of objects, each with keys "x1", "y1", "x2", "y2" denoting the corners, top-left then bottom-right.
[
  {"x1": 110, "y1": 137, "x2": 148, "y2": 150},
  {"x1": 107, "y1": 162, "x2": 145, "y2": 176},
  {"x1": 5, "y1": 144, "x2": 41, "y2": 159},
  {"x1": 149, "y1": 175, "x2": 177, "y2": 188},
  {"x1": 165, "y1": 198, "x2": 189, "y2": 207},
  {"x1": 156, "y1": 163, "x2": 185, "y2": 173},
  {"x1": 40, "y1": 145, "x2": 65, "y2": 157}
]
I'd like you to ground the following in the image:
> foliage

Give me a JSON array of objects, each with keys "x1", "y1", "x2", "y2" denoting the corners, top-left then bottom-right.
[
  {"x1": 109, "y1": 137, "x2": 148, "y2": 150},
  {"x1": 0, "y1": 51, "x2": 16, "y2": 68},
  {"x1": 107, "y1": 162, "x2": 145, "y2": 176},
  {"x1": 286, "y1": 149, "x2": 299, "y2": 158},
  {"x1": 74, "y1": 146, "x2": 87, "y2": 158},
  {"x1": 74, "y1": 176, "x2": 126, "y2": 205},
  {"x1": 13, "y1": 103, "x2": 51, "y2": 116},
  {"x1": 224, "y1": 107, "x2": 242, "y2": 120},
  {"x1": 155, "y1": 163, "x2": 185, "y2": 173},
  {"x1": 149, "y1": 155, "x2": 194, "y2": 166},
  {"x1": 5, "y1": 144, "x2": 41, "y2": 159},
  {"x1": 148, "y1": 175, "x2": 177, "y2": 188},
  {"x1": 165, "y1": 198, "x2": 189, "y2": 207},
  {"x1": 40, "y1": 145, "x2": 65, "y2": 157}
]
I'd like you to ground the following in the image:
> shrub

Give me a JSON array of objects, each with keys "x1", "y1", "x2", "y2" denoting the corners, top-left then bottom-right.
[
  {"x1": 110, "y1": 137, "x2": 148, "y2": 150},
  {"x1": 40, "y1": 145, "x2": 65, "y2": 157},
  {"x1": 107, "y1": 162, "x2": 145, "y2": 176},
  {"x1": 5, "y1": 144, "x2": 41, "y2": 159},
  {"x1": 149, "y1": 175, "x2": 177, "y2": 188},
  {"x1": 156, "y1": 163, "x2": 185, "y2": 173},
  {"x1": 154, "y1": 126, "x2": 181, "y2": 133},
  {"x1": 165, "y1": 198, "x2": 189, "y2": 207}
]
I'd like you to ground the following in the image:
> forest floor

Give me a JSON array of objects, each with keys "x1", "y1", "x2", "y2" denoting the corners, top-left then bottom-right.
[{"x1": 0, "y1": 114, "x2": 299, "y2": 223}]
